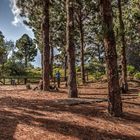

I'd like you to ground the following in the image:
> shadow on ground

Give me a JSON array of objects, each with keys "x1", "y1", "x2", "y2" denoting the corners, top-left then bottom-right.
[{"x1": 0, "y1": 94, "x2": 140, "y2": 140}]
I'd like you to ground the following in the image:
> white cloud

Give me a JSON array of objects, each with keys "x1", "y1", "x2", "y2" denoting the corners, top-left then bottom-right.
[
  {"x1": 10, "y1": 0, "x2": 22, "y2": 26},
  {"x1": 9, "y1": 0, "x2": 33, "y2": 33}
]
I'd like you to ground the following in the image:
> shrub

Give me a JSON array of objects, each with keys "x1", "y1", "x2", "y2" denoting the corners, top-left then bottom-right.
[
  {"x1": 93, "y1": 72, "x2": 103, "y2": 80},
  {"x1": 85, "y1": 62, "x2": 106, "y2": 75},
  {"x1": 127, "y1": 65, "x2": 136, "y2": 76},
  {"x1": 134, "y1": 72, "x2": 140, "y2": 80}
]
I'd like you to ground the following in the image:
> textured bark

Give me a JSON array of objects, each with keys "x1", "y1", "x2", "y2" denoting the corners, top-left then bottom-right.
[
  {"x1": 100, "y1": 0, "x2": 122, "y2": 117},
  {"x1": 64, "y1": 54, "x2": 67, "y2": 79},
  {"x1": 79, "y1": 15, "x2": 85, "y2": 84},
  {"x1": 41, "y1": 52, "x2": 43, "y2": 75},
  {"x1": 118, "y1": 0, "x2": 128, "y2": 92},
  {"x1": 66, "y1": 0, "x2": 78, "y2": 98},
  {"x1": 50, "y1": 45, "x2": 54, "y2": 79},
  {"x1": 76, "y1": 1, "x2": 85, "y2": 84},
  {"x1": 42, "y1": 0, "x2": 50, "y2": 91},
  {"x1": 25, "y1": 46, "x2": 28, "y2": 68}
]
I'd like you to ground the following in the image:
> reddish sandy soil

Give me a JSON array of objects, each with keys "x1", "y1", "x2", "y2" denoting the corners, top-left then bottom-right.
[{"x1": 0, "y1": 81, "x2": 140, "y2": 140}]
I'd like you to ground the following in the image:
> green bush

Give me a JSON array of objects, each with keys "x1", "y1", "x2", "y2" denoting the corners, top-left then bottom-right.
[
  {"x1": 134, "y1": 72, "x2": 140, "y2": 80},
  {"x1": 93, "y1": 72, "x2": 103, "y2": 80},
  {"x1": 85, "y1": 62, "x2": 105, "y2": 75},
  {"x1": 127, "y1": 65, "x2": 136, "y2": 76},
  {"x1": 26, "y1": 68, "x2": 41, "y2": 77},
  {"x1": 2, "y1": 61, "x2": 26, "y2": 77}
]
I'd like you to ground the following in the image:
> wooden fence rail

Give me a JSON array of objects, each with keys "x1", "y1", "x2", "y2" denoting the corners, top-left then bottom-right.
[{"x1": 0, "y1": 73, "x2": 89, "y2": 85}]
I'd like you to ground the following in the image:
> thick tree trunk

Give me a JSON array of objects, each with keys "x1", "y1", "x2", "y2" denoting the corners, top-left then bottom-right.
[
  {"x1": 42, "y1": 0, "x2": 50, "y2": 91},
  {"x1": 100, "y1": 0, "x2": 122, "y2": 117},
  {"x1": 79, "y1": 17, "x2": 85, "y2": 84},
  {"x1": 118, "y1": 0, "x2": 128, "y2": 92},
  {"x1": 66, "y1": 0, "x2": 78, "y2": 98}
]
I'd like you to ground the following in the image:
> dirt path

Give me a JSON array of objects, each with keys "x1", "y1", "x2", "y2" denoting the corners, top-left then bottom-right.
[{"x1": 0, "y1": 82, "x2": 140, "y2": 140}]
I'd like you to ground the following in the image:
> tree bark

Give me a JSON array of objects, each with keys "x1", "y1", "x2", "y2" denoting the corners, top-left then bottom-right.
[
  {"x1": 66, "y1": 0, "x2": 78, "y2": 98},
  {"x1": 41, "y1": 52, "x2": 43, "y2": 74},
  {"x1": 25, "y1": 46, "x2": 28, "y2": 68},
  {"x1": 64, "y1": 54, "x2": 67, "y2": 79},
  {"x1": 50, "y1": 45, "x2": 54, "y2": 79},
  {"x1": 79, "y1": 15, "x2": 85, "y2": 84},
  {"x1": 42, "y1": 0, "x2": 50, "y2": 91},
  {"x1": 100, "y1": 0, "x2": 122, "y2": 117},
  {"x1": 118, "y1": 0, "x2": 128, "y2": 93}
]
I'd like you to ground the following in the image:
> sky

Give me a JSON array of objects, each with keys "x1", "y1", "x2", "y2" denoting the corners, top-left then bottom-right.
[{"x1": 0, "y1": 0, "x2": 41, "y2": 67}]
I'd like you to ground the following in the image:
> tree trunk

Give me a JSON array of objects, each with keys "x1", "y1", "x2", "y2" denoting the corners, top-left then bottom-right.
[
  {"x1": 100, "y1": 0, "x2": 122, "y2": 117},
  {"x1": 64, "y1": 54, "x2": 67, "y2": 78},
  {"x1": 97, "y1": 45, "x2": 101, "y2": 62},
  {"x1": 79, "y1": 15, "x2": 85, "y2": 84},
  {"x1": 42, "y1": 0, "x2": 50, "y2": 91},
  {"x1": 66, "y1": 0, "x2": 78, "y2": 98},
  {"x1": 50, "y1": 45, "x2": 54, "y2": 79},
  {"x1": 24, "y1": 53, "x2": 27, "y2": 84},
  {"x1": 25, "y1": 56, "x2": 28, "y2": 68},
  {"x1": 118, "y1": 0, "x2": 128, "y2": 93},
  {"x1": 41, "y1": 52, "x2": 43, "y2": 75}
]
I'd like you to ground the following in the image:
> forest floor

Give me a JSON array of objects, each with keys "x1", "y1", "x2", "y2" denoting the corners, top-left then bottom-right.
[{"x1": 0, "y1": 81, "x2": 140, "y2": 140}]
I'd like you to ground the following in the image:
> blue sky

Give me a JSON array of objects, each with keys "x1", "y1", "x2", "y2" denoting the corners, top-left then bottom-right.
[{"x1": 0, "y1": 0, "x2": 41, "y2": 67}]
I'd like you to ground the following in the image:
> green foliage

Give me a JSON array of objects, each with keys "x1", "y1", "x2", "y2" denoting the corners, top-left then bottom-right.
[
  {"x1": 0, "y1": 31, "x2": 6, "y2": 64},
  {"x1": 53, "y1": 67, "x2": 64, "y2": 77},
  {"x1": 126, "y1": 44, "x2": 140, "y2": 71},
  {"x1": 0, "y1": 31, "x2": 4, "y2": 46},
  {"x1": 93, "y1": 72, "x2": 104, "y2": 81},
  {"x1": 25, "y1": 67, "x2": 42, "y2": 77},
  {"x1": 0, "y1": 0, "x2": 139, "y2": 83},
  {"x1": 16, "y1": 34, "x2": 37, "y2": 67},
  {"x1": 85, "y1": 62, "x2": 105, "y2": 75},
  {"x1": 127, "y1": 65, "x2": 136, "y2": 75},
  {"x1": 134, "y1": 72, "x2": 140, "y2": 80},
  {"x1": 0, "y1": 61, "x2": 26, "y2": 77}
]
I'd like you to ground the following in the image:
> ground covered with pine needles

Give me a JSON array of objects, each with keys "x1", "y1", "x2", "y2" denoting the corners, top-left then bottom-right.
[{"x1": 0, "y1": 81, "x2": 140, "y2": 140}]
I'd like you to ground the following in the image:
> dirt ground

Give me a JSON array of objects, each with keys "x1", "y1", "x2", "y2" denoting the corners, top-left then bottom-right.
[{"x1": 0, "y1": 81, "x2": 140, "y2": 140}]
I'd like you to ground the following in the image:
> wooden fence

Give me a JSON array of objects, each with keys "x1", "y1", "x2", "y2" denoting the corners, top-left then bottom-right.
[{"x1": 0, "y1": 73, "x2": 89, "y2": 85}]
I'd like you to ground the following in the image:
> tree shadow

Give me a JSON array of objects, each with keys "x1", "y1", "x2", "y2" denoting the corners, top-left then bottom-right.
[
  {"x1": 122, "y1": 97, "x2": 138, "y2": 100},
  {"x1": 0, "y1": 109, "x2": 139, "y2": 140},
  {"x1": 31, "y1": 116, "x2": 140, "y2": 140},
  {"x1": 78, "y1": 86, "x2": 107, "y2": 90},
  {"x1": 0, "y1": 96, "x2": 140, "y2": 139},
  {"x1": 122, "y1": 112, "x2": 140, "y2": 123},
  {"x1": 0, "y1": 89, "x2": 27, "y2": 92},
  {"x1": 0, "y1": 111, "x2": 17, "y2": 140},
  {"x1": 79, "y1": 96, "x2": 108, "y2": 102},
  {"x1": 122, "y1": 94, "x2": 139, "y2": 97},
  {"x1": 123, "y1": 101, "x2": 140, "y2": 107},
  {"x1": 0, "y1": 96, "x2": 106, "y2": 118},
  {"x1": 79, "y1": 93, "x2": 107, "y2": 96},
  {"x1": 128, "y1": 88, "x2": 140, "y2": 93}
]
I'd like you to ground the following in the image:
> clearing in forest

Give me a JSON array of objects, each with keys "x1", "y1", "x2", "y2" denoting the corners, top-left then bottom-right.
[{"x1": 0, "y1": 82, "x2": 140, "y2": 140}]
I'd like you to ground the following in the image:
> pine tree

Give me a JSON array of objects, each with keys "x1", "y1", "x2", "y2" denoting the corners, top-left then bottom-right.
[
  {"x1": 66, "y1": 0, "x2": 78, "y2": 98},
  {"x1": 100, "y1": 0, "x2": 122, "y2": 116},
  {"x1": 118, "y1": 0, "x2": 128, "y2": 92}
]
